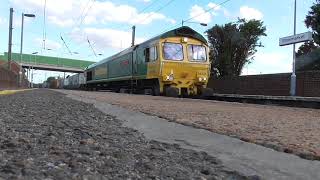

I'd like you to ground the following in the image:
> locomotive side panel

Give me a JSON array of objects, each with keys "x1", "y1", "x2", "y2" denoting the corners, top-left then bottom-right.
[{"x1": 108, "y1": 52, "x2": 133, "y2": 80}]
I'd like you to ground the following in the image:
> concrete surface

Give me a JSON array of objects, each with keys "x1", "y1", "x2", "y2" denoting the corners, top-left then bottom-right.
[
  {"x1": 212, "y1": 93, "x2": 320, "y2": 102},
  {"x1": 66, "y1": 93, "x2": 320, "y2": 180}
]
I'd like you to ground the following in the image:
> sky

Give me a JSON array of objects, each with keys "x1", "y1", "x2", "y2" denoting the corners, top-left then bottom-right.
[{"x1": 0, "y1": 0, "x2": 316, "y2": 83}]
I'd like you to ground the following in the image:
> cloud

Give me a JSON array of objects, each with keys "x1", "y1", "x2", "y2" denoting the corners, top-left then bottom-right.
[
  {"x1": 47, "y1": 16, "x2": 74, "y2": 27},
  {"x1": 12, "y1": 0, "x2": 174, "y2": 27},
  {"x1": 239, "y1": 6, "x2": 263, "y2": 20},
  {"x1": 241, "y1": 68, "x2": 259, "y2": 75},
  {"x1": 188, "y1": 3, "x2": 224, "y2": 24},
  {"x1": 0, "y1": 17, "x2": 7, "y2": 25},
  {"x1": 69, "y1": 28, "x2": 145, "y2": 50},
  {"x1": 34, "y1": 38, "x2": 62, "y2": 50},
  {"x1": 189, "y1": 5, "x2": 212, "y2": 24},
  {"x1": 250, "y1": 51, "x2": 291, "y2": 74},
  {"x1": 207, "y1": 2, "x2": 221, "y2": 11}
]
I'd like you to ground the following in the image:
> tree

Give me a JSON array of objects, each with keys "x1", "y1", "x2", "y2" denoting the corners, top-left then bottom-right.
[
  {"x1": 46, "y1": 76, "x2": 55, "y2": 82},
  {"x1": 296, "y1": 41, "x2": 317, "y2": 57},
  {"x1": 46, "y1": 77, "x2": 55, "y2": 84},
  {"x1": 206, "y1": 19, "x2": 266, "y2": 77},
  {"x1": 297, "y1": 0, "x2": 320, "y2": 56}
]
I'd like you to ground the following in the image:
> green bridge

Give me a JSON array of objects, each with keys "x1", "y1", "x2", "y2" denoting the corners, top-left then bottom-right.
[{"x1": 0, "y1": 52, "x2": 96, "y2": 73}]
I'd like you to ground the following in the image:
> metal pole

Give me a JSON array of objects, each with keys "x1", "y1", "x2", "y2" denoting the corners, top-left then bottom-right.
[
  {"x1": 182, "y1": 20, "x2": 184, "y2": 26},
  {"x1": 131, "y1": 25, "x2": 136, "y2": 47},
  {"x1": 28, "y1": 68, "x2": 30, "y2": 88},
  {"x1": 19, "y1": 13, "x2": 24, "y2": 87},
  {"x1": 290, "y1": 0, "x2": 297, "y2": 96},
  {"x1": 31, "y1": 68, "x2": 33, "y2": 88},
  {"x1": 7, "y1": 8, "x2": 13, "y2": 70},
  {"x1": 26, "y1": 68, "x2": 28, "y2": 87}
]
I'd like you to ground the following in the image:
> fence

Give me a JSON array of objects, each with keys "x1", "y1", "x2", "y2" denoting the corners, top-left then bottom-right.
[{"x1": 208, "y1": 71, "x2": 320, "y2": 97}]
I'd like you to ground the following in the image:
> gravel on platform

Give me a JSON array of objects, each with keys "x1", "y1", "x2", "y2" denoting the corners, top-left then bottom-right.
[
  {"x1": 0, "y1": 89, "x2": 255, "y2": 180},
  {"x1": 58, "y1": 90, "x2": 320, "y2": 161}
]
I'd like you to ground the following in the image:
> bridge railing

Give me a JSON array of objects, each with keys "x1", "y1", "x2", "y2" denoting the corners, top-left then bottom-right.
[{"x1": 2, "y1": 52, "x2": 94, "y2": 70}]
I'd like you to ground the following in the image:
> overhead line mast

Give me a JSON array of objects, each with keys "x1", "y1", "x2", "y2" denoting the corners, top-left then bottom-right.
[{"x1": 42, "y1": 0, "x2": 47, "y2": 51}]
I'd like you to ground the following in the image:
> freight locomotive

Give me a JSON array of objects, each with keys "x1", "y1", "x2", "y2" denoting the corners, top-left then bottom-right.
[{"x1": 65, "y1": 26, "x2": 212, "y2": 97}]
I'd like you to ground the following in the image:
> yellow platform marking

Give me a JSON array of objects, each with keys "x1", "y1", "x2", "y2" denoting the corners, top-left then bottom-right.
[{"x1": 0, "y1": 89, "x2": 33, "y2": 95}]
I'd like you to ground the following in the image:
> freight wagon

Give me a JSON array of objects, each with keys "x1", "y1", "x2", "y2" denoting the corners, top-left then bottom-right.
[{"x1": 64, "y1": 73, "x2": 86, "y2": 89}]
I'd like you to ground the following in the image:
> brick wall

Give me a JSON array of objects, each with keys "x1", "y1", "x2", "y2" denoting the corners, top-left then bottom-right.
[
  {"x1": 297, "y1": 71, "x2": 320, "y2": 97},
  {"x1": 0, "y1": 62, "x2": 28, "y2": 89},
  {"x1": 208, "y1": 71, "x2": 320, "y2": 97}
]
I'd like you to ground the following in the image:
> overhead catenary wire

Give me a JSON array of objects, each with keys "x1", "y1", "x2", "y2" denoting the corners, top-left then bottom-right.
[
  {"x1": 87, "y1": 37, "x2": 97, "y2": 57},
  {"x1": 183, "y1": 0, "x2": 232, "y2": 23},
  {"x1": 138, "y1": 0, "x2": 161, "y2": 14},
  {"x1": 106, "y1": 0, "x2": 164, "y2": 32},
  {"x1": 152, "y1": 0, "x2": 233, "y2": 38},
  {"x1": 58, "y1": 0, "x2": 97, "y2": 59},
  {"x1": 60, "y1": 35, "x2": 73, "y2": 55},
  {"x1": 136, "y1": 0, "x2": 176, "y2": 25},
  {"x1": 76, "y1": 0, "x2": 93, "y2": 26},
  {"x1": 78, "y1": 0, "x2": 96, "y2": 28},
  {"x1": 61, "y1": 0, "x2": 175, "y2": 58}
]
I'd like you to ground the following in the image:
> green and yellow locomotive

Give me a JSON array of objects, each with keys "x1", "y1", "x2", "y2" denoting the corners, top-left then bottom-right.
[{"x1": 85, "y1": 26, "x2": 212, "y2": 96}]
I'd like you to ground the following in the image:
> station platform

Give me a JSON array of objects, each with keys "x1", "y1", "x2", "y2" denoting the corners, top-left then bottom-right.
[
  {"x1": 0, "y1": 89, "x2": 32, "y2": 95},
  {"x1": 208, "y1": 93, "x2": 320, "y2": 109}
]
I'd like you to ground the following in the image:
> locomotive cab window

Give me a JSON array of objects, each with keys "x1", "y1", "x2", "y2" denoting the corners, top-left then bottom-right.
[
  {"x1": 145, "y1": 46, "x2": 157, "y2": 62},
  {"x1": 163, "y1": 42, "x2": 183, "y2": 61},
  {"x1": 86, "y1": 71, "x2": 92, "y2": 81},
  {"x1": 188, "y1": 44, "x2": 207, "y2": 62}
]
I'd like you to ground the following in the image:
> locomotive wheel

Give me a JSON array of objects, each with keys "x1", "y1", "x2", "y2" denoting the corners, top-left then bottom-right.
[
  {"x1": 165, "y1": 87, "x2": 179, "y2": 97},
  {"x1": 120, "y1": 88, "x2": 127, "y2": 93},
  {"x1": 152, "y1": 85, "x2": 160, "y2": 96}
]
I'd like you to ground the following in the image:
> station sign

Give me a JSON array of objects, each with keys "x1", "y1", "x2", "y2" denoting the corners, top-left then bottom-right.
[{"x1": 279, "y1": 32, "x2": 313, "y2": 46}]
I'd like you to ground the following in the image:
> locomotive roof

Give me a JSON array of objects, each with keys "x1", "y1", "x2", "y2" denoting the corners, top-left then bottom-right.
[
  {"x1": 145, "y1": 26, "x2": 207, "y2": 44},
  {"x1": 87, "y1": 26, "x2": 207, "y2": 69}
]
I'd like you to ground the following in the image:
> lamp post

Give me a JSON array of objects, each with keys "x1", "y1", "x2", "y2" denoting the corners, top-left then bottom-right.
[
  {"x1": 19, "y1": 13, "x2": 35, "y2": 87},
  {"x1": 182, "y1": 20, "x2": 207, "y2": 27},
  {"x1": 31, "y1": 72, "x2": 37, "y2": 88},
  {"x1": 290, "y1": 0, "x2": 297, "y2": 96},
  {"x1": 30, "y1": 52, "x2": 38, "y2": 88}
]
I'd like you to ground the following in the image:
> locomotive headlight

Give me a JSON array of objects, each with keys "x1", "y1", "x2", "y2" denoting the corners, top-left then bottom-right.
[
  {"x1": 182, "y1": 37, "x2": 188, "y2": 43},
  {"x1": 166, "y1": 74, "x2": 174, "y2": 81},
  {"x1": 169, "y1": 74, "x2": 174, "y2": 81},
  {"x1": 198, "y1": 77, "x2": 207, "y2": 82}
]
